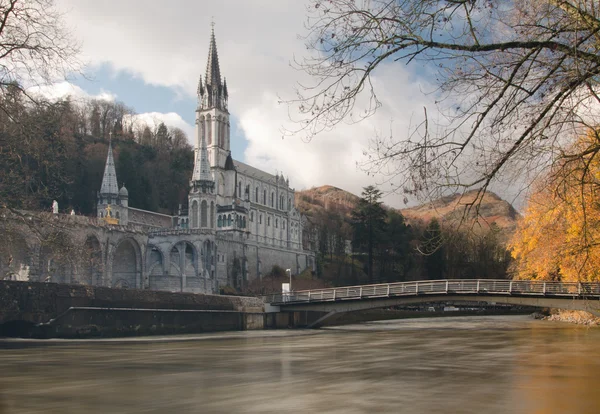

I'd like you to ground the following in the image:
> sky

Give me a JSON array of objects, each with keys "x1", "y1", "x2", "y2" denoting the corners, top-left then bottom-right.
[{"x1": 49, "y1": 0, "x2": 521, "y2": 209}]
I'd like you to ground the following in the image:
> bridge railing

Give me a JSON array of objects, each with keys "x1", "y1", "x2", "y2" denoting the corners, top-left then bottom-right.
[{"x1": 264, "y1": 279, "x2": 600, "y2": 305}]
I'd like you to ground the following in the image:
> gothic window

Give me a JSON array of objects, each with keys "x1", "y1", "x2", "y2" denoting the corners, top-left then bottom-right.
[
  {"x1": 245, "y1": 185, "x2": 250, "y2": 201},
  {"x1": 191, "y1": 201, "x2": 198, "y2": 228},
  {"x1": 280, "y1": 195, "x2": 284, "y2": 210},
  {"x1": 238, "y1": 181, "x2": 242, "y2": 197},
  {"x1": 288, "y1": 197, "x2": 292, "y2": 211},
  {"x1": 270, "y1": 192, "x2": 274, "y2": 207},
  {"x1": 218, "y1": 215, "x2": 222, "y2": 227},
  {"x1": 227, "y1": 214, "x2": 232, "y2": 226},
  {"x1": 259, "y1": 214, "x2": 262, "y2": 224},
  {"x1": 255, "y1": 187, "x2": 259, "y2": 202},
  {"x1": 220, "y1": 118, "x2": 225, "y2": 147},
  {"x1": 200, "y1": 200, "x2": 208, "y2": 227},
  {"x1": 268, "y1": 217, "x2": 271, "y2": 226},
  {"x1": 116, "y1": 211, "x2": 120, "y2": 219},
  {"x1": 275, "y1": 219, "x2": 278, "y2": 228},
  {"x1": 283, "y1": 220, "x2": 286, "y2": 230},
  {"x1": 206, "y1": 114, "x2": 212, "y2": 145},
  {"x1": 263, "y1": 190, "x2": 267, "y2": 205},
  {"x1": 243, "y1": 217, "x2": 246, "y2": 228},
  {"x1": 210, "y1": 202, "x2": 215, "y2": 228}
]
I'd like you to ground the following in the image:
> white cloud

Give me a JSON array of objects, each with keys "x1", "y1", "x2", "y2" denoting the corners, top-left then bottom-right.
[
  {"x1": 52, "y1": 0, "x2": 460, "y2": 207},
  {"x1": 27, "y1": 81, "x2": 116, "y2": 102},
  {"x1": 129, "y1": 112, "x2": 194, "y2": 142}
]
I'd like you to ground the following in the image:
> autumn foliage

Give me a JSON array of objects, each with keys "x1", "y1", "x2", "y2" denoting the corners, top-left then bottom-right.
[{"x1": 510, "y1": 132, "x2": 600, "y2": 282}]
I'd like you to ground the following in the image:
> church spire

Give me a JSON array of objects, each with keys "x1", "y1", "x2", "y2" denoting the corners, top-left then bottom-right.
[
  {"x1": 205, "y1": 25, "x2": 222, "y2": 90},
  {"x1": 100, "y1": 139, "x2": 119, "y2": 197},
  {"x1": 199, "y1": 23, "x2": 228, "y2": 111}
]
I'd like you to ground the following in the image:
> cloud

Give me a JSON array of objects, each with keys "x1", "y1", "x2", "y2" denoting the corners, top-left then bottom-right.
[
  {"x1": 129, "y1": 112, "x2": 194, "y2": 142},
  {"x1": 53, "y1": 0, "x2": 471, "y2": 208},
  {"x1": 27, "y1": 81, "x2": 116, "y2": 102}
]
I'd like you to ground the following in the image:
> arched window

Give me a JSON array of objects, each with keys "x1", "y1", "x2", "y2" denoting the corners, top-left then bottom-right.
[
  {"x1": 259, "y1": 214, "x2": 262, "y2": 224},
  {"x1": 280, "y1": 195, "x2": 284, "y2": 210},
  {"x1": 288, "y1": 197, "x2": 292, "y2": 210},
  {"x1": 191, "y1": 201, "x2": 198, "y2": 228},
  {"x1": 268, "y1": 217, "x2": 271, "y2": 226},
  {"x1": 238, "y1": 181, "x2": 242, "y2": 197},
  {"x1": 270, "y1": 192, "x2": 274, "y2": 207},
  {"x1": 200, "y1": 200, "x2": 208, "y2": 227},
  {"x1": 255, "y1": 187, "x2": 259, "y2": 202},
  {"x1": 206, "y1": 114, "x2": 212, "y2": 146},
  {"x1": 263, "y1": 190, "x2": 267, "y2": 204},
  {"x1": 116, "y1": 211, "x2": 120, "y2": 219},
  {"x1": 220, "y1": 119, "x2": 225, "y2": 148},
  {"x1": 218, "y1": 215, "x2": 222, "y2": 227},
  {"x1": 100, "y1": 212, "x2": 103, "y2": 218},
  {"x1": 228, "y1": 214, "x2": 232, "y2": 226},
  {"x1": 283, "y1": 220, "x2": 286, "y2": 230},
  {"x1": 210, "y1": 202, "x2": 215, "y2": 228},
  {"x1": 243, "y1": 217, "x2": 246, "y2": 228},
  {"x1": 275, "y1": 219, "x2": 278, "y2": 228}
]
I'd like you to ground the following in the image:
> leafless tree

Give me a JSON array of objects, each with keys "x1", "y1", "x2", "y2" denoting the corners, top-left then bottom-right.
[
  {"x1": 291, "y1": 0, "x2": 600, "y2": 208},
  {"x1": 0, "y1": 0, "x2": 81, "y2": 120}
]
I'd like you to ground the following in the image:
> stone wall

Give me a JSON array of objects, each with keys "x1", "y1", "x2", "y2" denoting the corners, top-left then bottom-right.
[{"x1": 0, "y1": 280, "x2": 264, "y2": 337}]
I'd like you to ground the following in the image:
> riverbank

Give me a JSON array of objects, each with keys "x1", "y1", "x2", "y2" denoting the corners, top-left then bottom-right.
[{"x1": 534, "y1": 310, "x2": 600, "y2": 326}]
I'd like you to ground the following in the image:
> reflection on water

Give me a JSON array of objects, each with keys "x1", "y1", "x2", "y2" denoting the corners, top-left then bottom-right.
[{"x1": 0, "y1": 315, "x2": 599, "y2": 414}]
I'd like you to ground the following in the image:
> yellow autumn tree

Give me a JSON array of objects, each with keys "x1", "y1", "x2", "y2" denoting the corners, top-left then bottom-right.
[{"x1": 510, "y1": 131, "x2": 600, "y2": 282}]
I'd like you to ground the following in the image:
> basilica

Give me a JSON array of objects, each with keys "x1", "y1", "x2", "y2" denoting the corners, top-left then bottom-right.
[{"x1": 95, "y1": 28, "x2": 314, "y2": 293}]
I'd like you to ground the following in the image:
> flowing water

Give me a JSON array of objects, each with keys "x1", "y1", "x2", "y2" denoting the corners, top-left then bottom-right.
[{"x1": 0, "y1": 315, "x2": 599, "y2": 414}]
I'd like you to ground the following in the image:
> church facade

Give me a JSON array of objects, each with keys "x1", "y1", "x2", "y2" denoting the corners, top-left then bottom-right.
[{"x1": 95, "y1": 29, "x2": 314, "y2": 294}]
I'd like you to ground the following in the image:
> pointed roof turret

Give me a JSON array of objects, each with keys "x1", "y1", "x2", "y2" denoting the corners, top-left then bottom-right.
[{"x1": 100, "y1": 140, "x2": 119, "y2": 197}]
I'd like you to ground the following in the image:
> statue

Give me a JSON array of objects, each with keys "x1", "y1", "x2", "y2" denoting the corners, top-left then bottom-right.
[
  {"x1": 70, "y1": 209, "x2": 75, "y2": 216},
  {"x1": 52, "y1": 200, "x2": 58, "y2": 214}
]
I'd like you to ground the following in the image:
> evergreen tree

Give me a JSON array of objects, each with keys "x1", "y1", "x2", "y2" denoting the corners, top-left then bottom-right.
[{"x1": 351, "y1": 185, "x2": 386, "y2": 282}]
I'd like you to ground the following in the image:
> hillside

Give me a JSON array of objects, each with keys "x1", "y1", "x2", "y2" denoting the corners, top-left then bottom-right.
[
  {"x1": 399, "y1": 190, "x2": 520, "y2": 232},
  {"x1": 296, "y1": 186, "x2": 520, "y2": 234},
  {"x1": 295, "y1": 185, "x2": 360, "y2": 222}
]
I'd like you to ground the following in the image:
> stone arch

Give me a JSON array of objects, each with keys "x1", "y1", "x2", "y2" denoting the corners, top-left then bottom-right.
[
  {"x1": 111, "y1": 238, "x2": 141, "y2": 289},
  {"x1": 191, "y1": 200, "x2": 198, "y2": 228},
  {"x1": 74, "y1": 235, "x2": 102, "y2": 286},
  {"x1": 0, "y1": 233, "x2": 32, "y2": 281},
  {"x1": 39, "y1": 231, "x2": 73, "y2": 284},
  {"x1": 168, "y1": 241, "x2": 198, "y2": 291},
  {"x1": 147, "y1": 244, "x2": 164, "y2": 290}
]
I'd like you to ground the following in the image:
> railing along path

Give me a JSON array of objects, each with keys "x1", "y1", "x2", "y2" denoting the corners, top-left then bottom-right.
[{"x1": 265, "y1": 279, "x2": 600, "y2": 305}]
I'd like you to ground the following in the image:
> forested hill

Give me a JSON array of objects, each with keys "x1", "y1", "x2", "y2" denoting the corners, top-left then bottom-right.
[
  {"x1": 0, "y1": 92, "x2": 193, "y2": 215},
  {"x1": 296, "y1": 185, "x2": 520, "y2": 235}
]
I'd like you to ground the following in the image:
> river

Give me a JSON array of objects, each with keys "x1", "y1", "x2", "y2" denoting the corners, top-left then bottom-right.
[{"x1": 0, "y1": 315, "x2": 599, "y2": 413}]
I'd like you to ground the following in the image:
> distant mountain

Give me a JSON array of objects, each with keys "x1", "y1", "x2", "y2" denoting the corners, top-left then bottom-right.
[
  {"x1": 296, "y1": 186, "x2": 520, "y2": 234},
  {"x1": 295, "y1": 185, "x2": 360, "y2": 222},
  {"x1": 399, "y1": 190, "x2": 520, "y2": 232}
]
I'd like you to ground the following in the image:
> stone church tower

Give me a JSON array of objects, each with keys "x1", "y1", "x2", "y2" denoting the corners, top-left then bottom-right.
[
  {"x1": 188, "y1": 114, "x2": 216, "y2": 230},
  {"x1": 196, "y1": 26, "x2": 230, "y2": 170}
]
